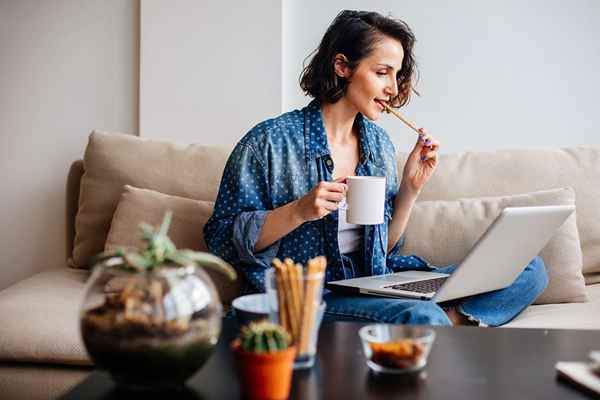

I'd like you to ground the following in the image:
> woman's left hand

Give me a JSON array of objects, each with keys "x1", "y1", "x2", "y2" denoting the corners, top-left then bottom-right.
[{"x1": 400, "y1": 128, "x2": 440, "y2": 196}]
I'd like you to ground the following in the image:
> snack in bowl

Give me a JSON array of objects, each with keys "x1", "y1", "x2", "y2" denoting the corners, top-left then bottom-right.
[
  {"x1": 359, "y1": 324, "x2": 435, "y2": 373},
  {"x1": 369, "y1": 339, "x2": 425, "y2": 370}
]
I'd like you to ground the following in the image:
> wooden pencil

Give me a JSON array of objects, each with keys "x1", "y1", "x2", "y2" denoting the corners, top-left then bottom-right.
[{"x1": 380, "y1": 101, "x2": 422, "y2": 135}]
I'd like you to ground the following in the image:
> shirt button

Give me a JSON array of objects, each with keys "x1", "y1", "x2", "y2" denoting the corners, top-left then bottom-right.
[{"x1": 326, "y1": 159, "x2": 333, "y2": 167}]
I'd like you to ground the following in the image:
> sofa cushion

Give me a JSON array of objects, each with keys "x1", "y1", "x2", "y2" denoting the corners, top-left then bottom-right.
[
  {"x1": 585, "y1": 273, "x2": 600, "y2": 285},
  {"x1": 398, "y1": 146, "x2": 600, "y2": 277},
  {"x1": 503, "y1": 283, "x2": 600, "y2": 329},
  {"x1": 0, "y1": 269, "x2": 91, "y2": 365},
  {"x1": 400, "y1": 187, "x2": 586, "y2": 304},
  {"x1": 105, "y1": 185, "x2": 241, "y2": 304},
  {"x1": 73, "y1": 133, "x2": 600, "y2": 278},
  {"x1": 71, "y1": 131, "x2": 232, "y2": 269},
  {"x1": 0, "y1": 364, "x2": 90, "y2": 400}
]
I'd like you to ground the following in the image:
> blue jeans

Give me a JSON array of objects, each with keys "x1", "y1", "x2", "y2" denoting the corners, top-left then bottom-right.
[{"x1": 323, "y1": 255, "x2": 548, "y2": 327}]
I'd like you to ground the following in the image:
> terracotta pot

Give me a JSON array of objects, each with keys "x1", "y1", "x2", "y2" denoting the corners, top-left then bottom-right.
[{"x1": 232, "y1": 339, "x2": 296, "y2": 400}]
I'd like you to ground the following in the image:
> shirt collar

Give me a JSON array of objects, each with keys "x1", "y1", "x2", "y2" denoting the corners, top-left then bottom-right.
[{"x1": 303, "y1": 99, "x2": 374, "y2": 165}]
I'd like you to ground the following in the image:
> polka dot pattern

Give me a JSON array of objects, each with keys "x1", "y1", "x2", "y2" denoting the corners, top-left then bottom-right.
[{"x1": 204, "y1": 100, "x2": 432, "y2": 293}]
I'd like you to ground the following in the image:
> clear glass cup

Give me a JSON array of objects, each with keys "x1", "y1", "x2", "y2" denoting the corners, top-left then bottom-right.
[{"x1": 265, "y1": 268, "x2": 326, "y2": 369}]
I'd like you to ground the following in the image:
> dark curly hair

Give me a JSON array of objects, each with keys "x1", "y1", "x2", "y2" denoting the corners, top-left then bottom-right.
[{"x1": 299, "y1": 10, "x2": 418, "y2": 109}]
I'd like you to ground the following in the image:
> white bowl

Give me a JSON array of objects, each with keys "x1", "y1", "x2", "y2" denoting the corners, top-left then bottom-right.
[
  {"x1": 231, "y1": 293, "x2": 271, "y2": 326},
  {"x1": 232, "y1": 293, "x2": 327, "y2": 329}
]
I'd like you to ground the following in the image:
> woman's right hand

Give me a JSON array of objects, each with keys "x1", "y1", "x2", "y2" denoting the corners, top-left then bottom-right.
[{"x1": 293, "y1": 179, "x2": 347, "y2": 222}]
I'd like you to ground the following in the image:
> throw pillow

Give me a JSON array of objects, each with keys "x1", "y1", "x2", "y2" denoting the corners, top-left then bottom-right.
[
  {"x1": 399, "y1": 187, "x2": 586, "y2": 304},
  {"x1": 397, "y1": 146, "x2": 600, "y2": 278},
  {"x1": 71, "y1": 131, "x2": 231, "y2": 269}
]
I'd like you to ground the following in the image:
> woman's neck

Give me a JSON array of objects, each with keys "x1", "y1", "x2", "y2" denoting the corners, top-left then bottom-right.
[{"x1": 320, "y1": 98, "x2": 359, "y2": 145}]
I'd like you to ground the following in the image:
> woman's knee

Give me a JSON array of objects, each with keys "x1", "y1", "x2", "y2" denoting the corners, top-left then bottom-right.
[
  {"x1": 389, "y1": 301, "x2": 451, "y2": 326},
  {"x1": 525, "y1": 256, "x2": 549, "y2": 294}
]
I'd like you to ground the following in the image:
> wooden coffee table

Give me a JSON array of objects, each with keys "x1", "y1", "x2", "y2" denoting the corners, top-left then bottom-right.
[{"x1": 61, "y1": 319, "x2": 598, "y2": 399}]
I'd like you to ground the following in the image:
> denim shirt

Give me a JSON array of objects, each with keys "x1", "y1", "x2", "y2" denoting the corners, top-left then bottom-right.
[{"x1": 204, "y1": 100, "x2": 431, "y2": 294}]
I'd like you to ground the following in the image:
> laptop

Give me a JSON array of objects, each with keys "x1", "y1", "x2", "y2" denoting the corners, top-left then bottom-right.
[{"x1": 326, "y1": 205, "x2": 575, "y2": 303}]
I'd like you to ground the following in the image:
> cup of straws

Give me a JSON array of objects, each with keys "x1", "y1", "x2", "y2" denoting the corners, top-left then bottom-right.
[{"x1": 265, "y1": 256, "x2": 327, "y2": 369}]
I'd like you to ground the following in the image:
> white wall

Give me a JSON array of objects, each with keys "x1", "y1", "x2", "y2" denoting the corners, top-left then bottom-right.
[
  {"x1": 283, "y1": 0, "x2": 600, "y2": 153},
  {"x1": 139, "y1": 0, "x2": 282, "y2": 145},
  {"x1": 0, "y1": 0, "x2": 139, "y2": 290}
]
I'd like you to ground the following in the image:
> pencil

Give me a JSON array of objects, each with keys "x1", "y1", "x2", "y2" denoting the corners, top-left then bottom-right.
[{"x1": 379, "y1": 101, "x2": 422, "y2": 135}]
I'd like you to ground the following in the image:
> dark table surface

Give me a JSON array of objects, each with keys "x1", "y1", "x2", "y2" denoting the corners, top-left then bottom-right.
[{"x1": 62, "y1": 318, "x2": 599, "y2": 399}]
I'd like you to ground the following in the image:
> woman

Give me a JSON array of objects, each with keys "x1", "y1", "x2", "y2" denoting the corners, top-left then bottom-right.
[{"x1": 204, "y1": 10, "x2": 547, "y2": 326}]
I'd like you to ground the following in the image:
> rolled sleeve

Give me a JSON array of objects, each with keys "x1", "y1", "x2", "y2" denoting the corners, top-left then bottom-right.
[{"x1": 232, "y1": 210, "x2": 281, "y2": 266}]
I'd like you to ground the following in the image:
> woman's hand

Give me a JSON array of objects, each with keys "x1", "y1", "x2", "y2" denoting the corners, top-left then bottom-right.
[
  {"x1": 293, "y1": 178, "x2": 347, "y2": 222},
  {"x1": 401, "y1": 128, "x2": 440, "y2": 196}
]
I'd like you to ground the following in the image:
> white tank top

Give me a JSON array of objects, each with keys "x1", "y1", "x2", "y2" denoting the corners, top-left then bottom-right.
[{"x1": 337, "y1": 202, "x2": 363, "y2": 254}]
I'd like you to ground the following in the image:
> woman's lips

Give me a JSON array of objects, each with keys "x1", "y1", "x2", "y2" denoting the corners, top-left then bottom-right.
[{"x1": 374, "y1": 99, "x2": 386, "y2": 111}]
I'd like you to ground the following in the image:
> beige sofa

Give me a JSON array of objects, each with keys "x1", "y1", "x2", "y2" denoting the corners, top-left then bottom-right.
[{"x1": 1, "y1": 131, "x2": 599, "y2": 399}]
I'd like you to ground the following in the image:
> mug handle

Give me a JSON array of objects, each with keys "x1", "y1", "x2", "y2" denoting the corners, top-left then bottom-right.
[{"x1": 334, "y1": 176, "x2": 348, "y2": 210}]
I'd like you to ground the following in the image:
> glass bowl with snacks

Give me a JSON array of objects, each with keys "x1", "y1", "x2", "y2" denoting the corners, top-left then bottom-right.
[{"x1": 358, "y1": 324, "x2": 436, "y2": 374}]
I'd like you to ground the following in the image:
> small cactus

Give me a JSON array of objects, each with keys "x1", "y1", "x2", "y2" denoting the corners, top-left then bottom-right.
[{"x1": 240, "y1": 321, "x2": 291, "y2": 353}]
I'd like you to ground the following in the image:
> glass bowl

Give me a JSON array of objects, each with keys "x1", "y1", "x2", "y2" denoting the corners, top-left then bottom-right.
[{"x1": 358, "y1": 324, "x2": 436, "y2": 374}]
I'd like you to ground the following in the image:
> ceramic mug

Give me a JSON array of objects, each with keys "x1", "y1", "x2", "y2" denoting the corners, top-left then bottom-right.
[{"x1": 344, "y1": 176, "x2": 386, "y2": 225}]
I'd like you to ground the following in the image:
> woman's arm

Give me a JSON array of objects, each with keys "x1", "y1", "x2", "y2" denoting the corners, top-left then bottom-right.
[
  {"x1": 387, "y1": 184, "x2": 419, "y2": 252},
  {"x1": 254, "y1": 201, "x2": 304, "y2": 252},
  {"x1": 387, "y1": 129, "x2": 440, "y2": 252},
  {"x1": 203, "y1": 142, "x2": 276, "y2": 291},
  {"x1": 255, "y1": 180, "x2": 347, "y2": 251},
  {"x1": 205, "y1": 136, "x2": 347, "y2": 291}
]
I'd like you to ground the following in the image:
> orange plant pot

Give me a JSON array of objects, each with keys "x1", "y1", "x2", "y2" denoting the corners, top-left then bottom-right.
[{"x1": 232, "y1": 339, "x2": 296, "y2": 400}]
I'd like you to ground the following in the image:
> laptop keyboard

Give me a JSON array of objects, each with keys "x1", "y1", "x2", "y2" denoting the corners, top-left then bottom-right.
[{"x1": 384, "y1": 277, "x2": 449, "y2": 294}]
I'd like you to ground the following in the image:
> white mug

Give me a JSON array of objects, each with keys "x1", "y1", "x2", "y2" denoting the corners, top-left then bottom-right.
[{"x1": 344, "y1": 176, "x2": 386, "y2": 225}]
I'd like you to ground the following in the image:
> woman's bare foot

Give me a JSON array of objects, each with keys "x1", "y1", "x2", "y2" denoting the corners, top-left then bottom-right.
[{"x1": 444, "y1": 306, "x2": 475, "y2": 326}]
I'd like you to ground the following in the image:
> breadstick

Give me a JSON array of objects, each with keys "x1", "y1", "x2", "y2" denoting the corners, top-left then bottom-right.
[
  {"x1": 295, "y1": 263, "x2": 304, "y2": 321},
  {"x1": 272, "y1": 259, "x2": 290, "y2": 335},
  {"x1": 283, "y1": 263, "x2": 296, "y2": 339},
  {"x1": 319, "y1": 256, "x2": 327, "y2": 274},
  {"x1": 287, "y1": 260, "x2": 301, "y2": 341},
  {"x1": 299, "y1": 257, "x2": 321, "y2": 354},
  {"x1": 284, "y1": 258, "x2": 301, "y2": 343}
]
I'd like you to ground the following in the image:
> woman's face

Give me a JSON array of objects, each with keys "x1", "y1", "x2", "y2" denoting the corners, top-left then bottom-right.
[{"x1": 341, "y1": 36, "x2": 404, "y2": 120}]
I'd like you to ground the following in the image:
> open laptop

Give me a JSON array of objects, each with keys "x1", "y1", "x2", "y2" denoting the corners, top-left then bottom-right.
[{"x1": 326, "y1": 205, "x2": 575, "y2": 303}]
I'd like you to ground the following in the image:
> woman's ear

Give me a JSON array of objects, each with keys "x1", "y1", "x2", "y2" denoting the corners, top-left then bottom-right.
[{"x1": 333, "y1": 54, "x2": 351, "y2": 78}]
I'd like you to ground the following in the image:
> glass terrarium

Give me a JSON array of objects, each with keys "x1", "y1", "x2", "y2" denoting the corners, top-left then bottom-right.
[{"x1": 79, "y1": 213, "x2": 236, "y2": 390}]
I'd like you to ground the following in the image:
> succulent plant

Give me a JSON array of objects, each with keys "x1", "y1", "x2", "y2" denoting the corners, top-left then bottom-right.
[
  {"x1": 92, "y1": 211, "x2": 236, "y2": 281},
  {"x1": 240, "y1": 321, "x2": 291, "y2": 353}
]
